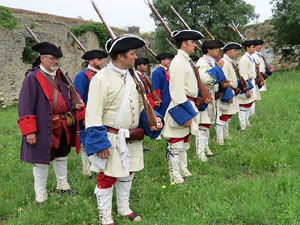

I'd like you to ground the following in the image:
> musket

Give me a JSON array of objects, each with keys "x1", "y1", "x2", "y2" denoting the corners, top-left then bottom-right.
[
  {"x1": 90, "y1": 0, "x2": 158, "y2": 127},
  {"x1": 261, "y1": 54, "x2": 273, "y2": 74},
  {"x1": 165, "y1": 38, "x2": 178, "y2": 52},
  {"x1": 69, "y1": 31, "x2": 87, "y2": 52},
  {"x1": 229, "y1": 21, "x2": 246, "y2": 42},
  {"x1": 170, "y1": 5, "x2": 203, "y2": 49},
  {"x1": 141, "y1": 45, "x2": 162, "y2": 104},
  {"x1": 145, "y1": 0, "x2": 212, "y2": 103},
  {"x1": 24, "y1": 25, "x2": 82, "y2": 107},
  {"x1": 198, "y1": 22, "x2": 215, "y2": 40}
]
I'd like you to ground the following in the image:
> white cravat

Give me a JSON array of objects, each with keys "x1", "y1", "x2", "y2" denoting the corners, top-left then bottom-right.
[
  {"x1": 40, "y1": 64, "x2": 56, "y2": 79},
  {"x1": 87, "y1": 64, "x2": 100, "y2": 73}
]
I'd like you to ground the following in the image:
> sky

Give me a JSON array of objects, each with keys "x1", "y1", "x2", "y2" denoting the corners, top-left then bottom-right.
[{"x1": 1, "y1": 0, "x2": 274, "y2": 33}]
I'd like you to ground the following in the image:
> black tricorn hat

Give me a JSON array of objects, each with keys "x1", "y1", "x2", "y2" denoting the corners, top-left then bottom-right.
[
  {"x1": 105, "y1": 34, "x2": 145, "y2": 54},
  {"x1": 82, "y1": 50, "x2": 108, "y2": 60},
  {"x1": 155, "y1": 53, "x2": 175, "y2": 61},
  {"x1": 202, "y1": 39, "x2": 224, "y2": 50},
  {"x1": 171, "y1": 30, "x2": 204, "y2": 41},
  {"x1": 221, "y1": 42, "x2": 242, "y2": 51},
  {"x1": 242, "y1": 40, "x2": 258, "y2": 47},
  {"x1": 255, "y1": 39, "x2": 264, "y2": 45},
  {"x1": 190, "y1": 55, "x2": 199, "y2": 62},
  {"x1": 32, "y1": 42, "x2": 63, "y2": 58},
  {"x1": 135, "y1": 57, "x2": 150, "y2": 67}
]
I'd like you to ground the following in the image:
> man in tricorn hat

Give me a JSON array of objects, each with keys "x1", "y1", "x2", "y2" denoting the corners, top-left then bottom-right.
[
  {"x1": 219, "y1": 42, "x2": 253, "y2": 143},
  {"x1": 151, "y1": 53, "x2": 174, "y2": 118},
  {"x1": 134, "y1": 57, "x2": 160, "y2": 109},
  {"x1": 162, "y1": 30, "x2": 203, "y2": 184},
  {"x1": 196, "y1": 39, "x2": 231, "y2": 157},
  {"x1": 17, "y1": 42, "x2": 84, "y2": 205},
  {"x1": 238, "y1": 40, "x2": 261, "y2": 130},
  {"x1": 79, "y1": 34, "x2": 163, "y2": 225},
  {"x1": 74, "y1": 49, "x2": 108, "y2": 178}
]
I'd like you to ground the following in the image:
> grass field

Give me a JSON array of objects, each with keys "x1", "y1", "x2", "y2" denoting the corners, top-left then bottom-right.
[{"x1": 1, "y1": 69, "x2": 300, "y2": 225}]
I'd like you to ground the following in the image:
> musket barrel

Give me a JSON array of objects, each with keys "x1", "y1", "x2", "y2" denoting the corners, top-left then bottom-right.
[{"x1": 69, "y1": 32, "x2": 87, "y2": 52}]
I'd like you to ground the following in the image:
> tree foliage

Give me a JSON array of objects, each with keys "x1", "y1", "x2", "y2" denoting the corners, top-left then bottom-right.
[
  {"x1": 0, "y1": 6, "x2": 19, "y2": 30},
  {"x1": 70, "y1": 22, "x2": 110, "y2": 49},
  {"x1": 150, "y1": 0, "x2": 257, "y2": 54},
  {"x1": 271, "y1": 0, "x2": 300, "y2": 48}
]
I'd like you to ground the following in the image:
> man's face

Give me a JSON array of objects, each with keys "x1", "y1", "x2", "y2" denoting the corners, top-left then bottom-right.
[
  {"x1": 226, "y1": 49, "x2": 239, "y2": 59},
  {"x1": 255, "y1": 45, "x2": 262, "y2": 52},
  {"x1": 207, "y1": 48, "x2": 219, "y2": 57},
  {"x1": 90, "y1": 58, "x2": 104, "y2": 70},
  {"x1": 182, "y1": 40, "x2": 197, "y2": 55},
  {"x1": 160, "y1": 58, "x2": 171, "y2": 68},
  {"x1": 41, "y1": 54, "x2": 60, "y2": 72},
  {"x1": 119, "y1": 49, "x2": 137, "y2": 69},
  {"x1": 247, "y1": 45, "x2": 256, "y2": 54},
  {"x1": 137, "y1": 63, "x2": 148, "y2": 73}
]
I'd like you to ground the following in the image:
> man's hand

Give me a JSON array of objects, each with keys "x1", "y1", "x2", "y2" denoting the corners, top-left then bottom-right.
[
  {"x1": 269, "y1": 67, "x2": 274, "y2": 72},
  {"x1": 75, "y1": 100, "x2": 85, "y2": 110},
  {"x1": 97, "y1": 149, "x2": 110, "y2": 159},
  {"x1": 154, "y1": 101, "x2": 161, "y2": 108},
  {"x1": 260, "y1": 81, "x2": 265, "y2": 86},
  {"x1": 246, "y1": 90, "x2": 251, "y2": 98},
  {"x1": 150, "y1": 117, "x2": 163, "y2": 131},
  {"x1": 217, "y1": 59, "x2": 224, "y2": 68},
  {"x1": 183, "y1": 119, "x2": 192, "y2": 127},
  {"x1": 222, "y1": 81, "x2": 230, "y2": 88},
  {"x1": 228, "y1": 99, "x2": 233, "y2": 104},
  {"x1": 26, "y1": 133, "x2": 37, "y2": 145}
]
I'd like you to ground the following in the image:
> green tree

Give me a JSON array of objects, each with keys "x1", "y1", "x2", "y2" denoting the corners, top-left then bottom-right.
[
  {"x1": 150, "y1": 0, "x2": 257, "y2": 53},
  {"x1": 271, "y1": 0, "x2": 300, "y2": 49},
  {"x1": 0, "y1": 6, "x2": 18, "y2": 30}
]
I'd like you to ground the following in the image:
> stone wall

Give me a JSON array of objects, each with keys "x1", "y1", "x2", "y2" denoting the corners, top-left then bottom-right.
[
  {"x1": 242, "y1": 22, "x2": 300, "y2": 70},
  {"x1": 0, "y1": 8, "x2": 104, "y2": 107}
]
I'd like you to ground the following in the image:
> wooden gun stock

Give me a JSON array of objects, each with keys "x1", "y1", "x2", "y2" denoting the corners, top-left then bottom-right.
[{"x1": 232, "y1": 63, "x2": 249, "y2": 90}]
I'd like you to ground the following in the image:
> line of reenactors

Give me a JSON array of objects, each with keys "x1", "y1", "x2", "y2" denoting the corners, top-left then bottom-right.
[{"x1": 17, "y1": 4, "x2": 273, "y2": 225}]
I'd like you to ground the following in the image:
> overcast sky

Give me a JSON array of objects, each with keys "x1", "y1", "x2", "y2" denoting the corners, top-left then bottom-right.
[{"x1": 1, "y1": 0, "x2": 274, "y2": 33}]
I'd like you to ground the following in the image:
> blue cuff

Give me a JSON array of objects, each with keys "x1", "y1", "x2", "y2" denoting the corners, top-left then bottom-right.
[
  {"x1": 140, "y1": 109, "x2": 164, "y2": 139},
  {"x1": 168, "y1": 100, "x2": 197, "y2": 125},
  {"x1": 78, "y1": 125, "x2": 112, "y2": 156},
  {"x1": 220, "y1": 87, "x2": 235, "y2": 103},
  {"x1": 265, "y1": 66, "x2": 272, "y2": 76},
  {"x1": 206, "y1": 66, "x2": 226, "y2": 84},
  {"x1": 238, "y1": 79, "x2": 254, "y2": 93}
]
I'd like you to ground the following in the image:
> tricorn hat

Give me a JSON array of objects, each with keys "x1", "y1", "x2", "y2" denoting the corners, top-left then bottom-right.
[
  {"x1": 105, "y1": 34, "x2": 145, "y2": 54},
  {"x1": 135, "y1": 57, "x2": 150, "y2": 67},
  {"x1": 155, "y1": 53, "x2": 175, "y2": 61},
  {"x1": 255, "y1": 39, "x2": 264, "y2": 45},
  {"x1": 171, "y1": 30, "x2": 204, "y2": 41},
  {"x1": 221, "y1": 42, "x2": 242, "y2": 51},
  {"x1": 32, "y1": 42, "x2": 63, "y2": 58},
  {"x1": 242, "y1": 40, "x2": 258, "y2": 47},
  {"x1": 201, "y1": 39, "x2": 224, "y2": 50},
  {"x1": 82, "y1": 50, "x2": 108, "y2": 60}
]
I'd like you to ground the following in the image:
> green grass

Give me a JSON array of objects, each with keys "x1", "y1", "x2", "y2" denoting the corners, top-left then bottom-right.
[{"x1": 1, "y1": 70, "x2": 300, "y2": 224}]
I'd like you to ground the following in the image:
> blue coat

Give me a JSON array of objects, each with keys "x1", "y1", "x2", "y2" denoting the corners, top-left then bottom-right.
[
  {"x1": 17, "y1": 68, "x2": 78, "y2": 165},
  {"x1": 151, "y1": 67, "x2": 171, "y2": 117}
]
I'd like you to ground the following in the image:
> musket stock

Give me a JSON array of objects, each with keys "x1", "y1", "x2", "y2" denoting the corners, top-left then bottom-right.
[{"x1": 69, "y1": 32, "x2": 87, "y2": 52}]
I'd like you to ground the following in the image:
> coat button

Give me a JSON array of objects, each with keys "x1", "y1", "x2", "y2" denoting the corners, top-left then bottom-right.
[
  {"x1": 27, "y1": 116, "x2": 30, "y2": 119},
  {"x1": 89, "y1": 128, "x2": 93, "y2": 131}
]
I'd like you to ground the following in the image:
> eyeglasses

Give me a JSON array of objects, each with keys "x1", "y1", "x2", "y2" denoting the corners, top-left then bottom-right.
[{"x1": 43, "y1": 55, "x2": 60, "y2": 61}]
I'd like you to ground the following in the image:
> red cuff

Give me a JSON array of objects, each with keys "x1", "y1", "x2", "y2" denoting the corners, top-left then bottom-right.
[
  {"x1": 76, "y1": 107, "x2": 86, "y2": 122},
  {"x1": 17, "y1": 115, "x2": 37, "y2": 136},
  {"x1": 147, "y1": 93, "x2": 156, "y2": 109}
]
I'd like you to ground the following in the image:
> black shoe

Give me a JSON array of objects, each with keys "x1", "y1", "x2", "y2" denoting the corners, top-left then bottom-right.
[
  {"x1": 143, "y1": 148, "x2": 151, "y2": 152},
  {"x1": 55, "y1": 189, "x2": 78, "y2": 195}
]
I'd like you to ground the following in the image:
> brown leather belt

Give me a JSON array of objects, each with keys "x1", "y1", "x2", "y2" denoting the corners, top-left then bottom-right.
[
  {"x1": 106, "y1": 126, "x2": 144, "y2": 142},
  {"x1": 186, "y1": 96, "x2": 196, "y2": 102}
]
